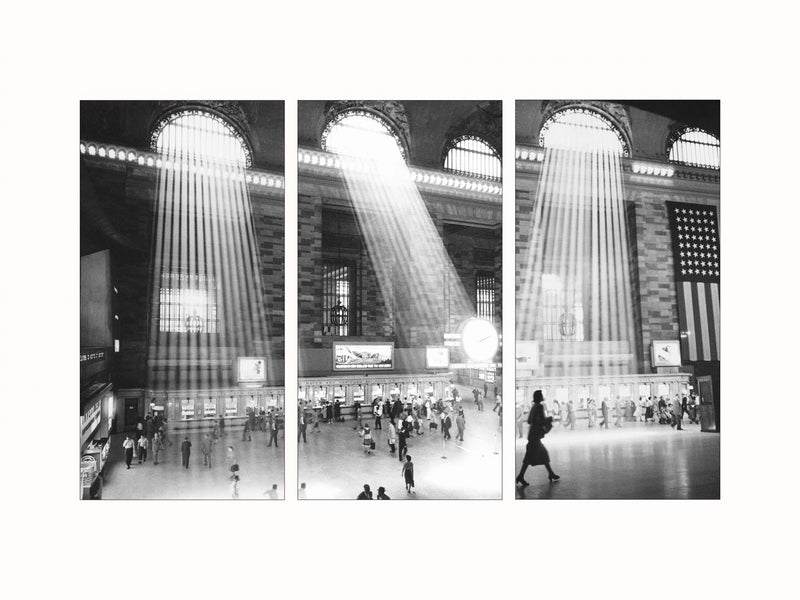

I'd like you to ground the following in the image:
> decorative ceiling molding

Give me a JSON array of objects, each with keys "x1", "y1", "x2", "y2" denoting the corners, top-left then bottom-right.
[
  {"x1": 322, "y1": 100, "x2": 411, "y2": 158},
  {"x1": 540, "y1": 100, "x2": 633, "y2": 154},
  {"x1": 443, "y1": 100, "x2": 502, "y2": 157}
]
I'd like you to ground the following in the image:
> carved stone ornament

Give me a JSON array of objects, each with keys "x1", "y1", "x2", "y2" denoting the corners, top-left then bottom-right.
[
  {"x1": 444, "y1": 100, "x2": 502, "y2": 158},
  {"x1": 322, "y1": 100, "x2": 411, "y2": 158},
  {"x1": 540, "y1": 100, "x2": 633, "y2": 155}
]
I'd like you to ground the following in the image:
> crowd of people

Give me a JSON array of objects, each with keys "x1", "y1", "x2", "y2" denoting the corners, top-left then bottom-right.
[
  {"x1": 298, "y1": 382, "x2": 499, "y2": 498},
  {"x1": 119, "y1": 407, "x2": 283, "y2": 498},
  {"x1": 515, "y1": 393, "x2": 702, "y2": 436}
]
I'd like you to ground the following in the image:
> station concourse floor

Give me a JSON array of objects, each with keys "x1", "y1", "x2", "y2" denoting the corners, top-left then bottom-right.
[
  {"x1": 515, "y1": 420, "x2": 720, "y2": 499},
  {"x1": 298, "y1": 385, "x2": 503, "y2": 500},
  {"x1": 99, "y1": 429, "x2": 285, "y2": 500}
]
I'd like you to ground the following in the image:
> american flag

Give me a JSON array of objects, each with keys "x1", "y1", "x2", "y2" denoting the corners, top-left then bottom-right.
[
  {"x1": 666, "y1": 201, "x2": 720, "y2": 362},
  {"x1": 667, "y1": 202, "x2": 720, "y2": 362}
]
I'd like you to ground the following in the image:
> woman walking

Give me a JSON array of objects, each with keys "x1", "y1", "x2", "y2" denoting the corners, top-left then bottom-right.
[
  {"x1": 516, "y1": 390, "x2": 560, "y2": 486},
  {"x1": 402, "y1": 455, "x2": 415, "y2": 494}
]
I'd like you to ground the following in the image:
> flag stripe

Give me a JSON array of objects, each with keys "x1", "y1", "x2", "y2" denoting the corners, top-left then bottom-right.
[
  {"x1": 696, "y1": 283, "x2": 711, "y2": 360},
  {"x1": 676, "y1": 281, "x2": 690, "y2": 360},
  {"x1": 703, "y1": 283, "x2": 718, "y2": 360},
  {"x1": 710, "y1": 282, "x2": 720, "y2": 360},
  {"x1": 683, "y1": 282, "x2": 697, "y2": 361}
]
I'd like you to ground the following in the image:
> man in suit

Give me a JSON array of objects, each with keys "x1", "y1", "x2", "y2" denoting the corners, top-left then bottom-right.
[
  {"x1": 267, "y1": 415, "x2": 279, "y2": 447},
  {"x1": 180, "y1": 436, "x2": 192, "y2": 469}
]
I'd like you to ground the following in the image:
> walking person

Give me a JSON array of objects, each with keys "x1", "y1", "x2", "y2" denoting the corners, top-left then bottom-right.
[
  {"x1": 267, "y1": 416, "x2": 279, "y2": 447},
  {"x1": 137, "y1": 434, "x2": 148, "y2": 463},
  {"x1": 516, "y1": 390, "x2": 560, "y2": 486},
  {"x1": 152, "y1": 431, "x2": 164, "y2": 465},
  {"x1": 441, "y1": 411, "x2": 452, "y2": 440},
  {"x1": 600, "y1": 398, "x2": 609, "y2": 429},
  {"x1": 312, "y1": 407, "x2": 321, "y2": 433},
  {"x1": 201, "y1": 433, "x2": 213, "y2": 467},
  {"x1": 565, "y1": 399, "x2": 575, "y2": 430},
  {"x1": 218, "y1": 416, "x2": 226, "y2": 438},
  {"x1": 180, "y1": 436, "x2": 192, "y2": 469},
  {"x1": 402, "y1": 455, "x2": 415, "y2": 494},
  {"x1": 122, "y1": 435, "x2": 135, "y2": 469},
  {"x1": 493, "y1": 393, "x2": 502, "y2": 413},
  {"x1": 455, "y1": 409, "x2": 466, "y2": 442},
  {"x1": 587, "y1": 398, "x2": 597, "y2": 428},
  {"x1": 387, "y1": 419, "x2": 397, "y2": 454},
  {"x1": 373, "y1": 400, "x2": 383, "y2": 430},
  {"x1": 672, "y1": 396, "x2": 683, "y2": 430},
  {"x1": 242, "y1": 420, "x2": 252, "y2": 442},
  {"x1": 397, "y1": 423, "x2": 408, "y2": 462},
  {"x1": 230, "y1": 474, "x2": 240, "y2": 499},
  {"x1": 362, "y1": 425, "x2": 374, "y2": 454},
  {"x1": 298, "y1": 409, "x2": 307, "y2": 443}
]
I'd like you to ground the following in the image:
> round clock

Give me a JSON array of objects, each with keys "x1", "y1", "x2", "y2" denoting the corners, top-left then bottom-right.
[{"x1": 461, "y1": 318, "x2": 499, "y2": 363}]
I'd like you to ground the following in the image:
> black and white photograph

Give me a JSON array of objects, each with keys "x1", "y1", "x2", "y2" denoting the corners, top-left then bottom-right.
[
  {"x1": 515, "y1": 100, "x2": 721, "y2": 499},
  {"x1": 296, "y1": 100, "x2": 503, "y2": 499},
  {"x1": 79, "y1": 101, "x2": 286, "y2": 499}
]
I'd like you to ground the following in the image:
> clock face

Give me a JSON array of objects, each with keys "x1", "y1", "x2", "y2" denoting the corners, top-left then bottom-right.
[{"x1": 461, "y1": 318, "x2": 499, "y2": 363}]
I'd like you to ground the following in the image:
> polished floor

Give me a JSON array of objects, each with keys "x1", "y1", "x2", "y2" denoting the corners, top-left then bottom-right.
[
  {"x1": 298, "y1": 387, "x2": 502, "y2": 499},
  {"x1": 515, "y1": 419, "x2": 720, "y2": 499},
  {"x1": 100, "y1": 429, "x2": 285, "y2": 499}
]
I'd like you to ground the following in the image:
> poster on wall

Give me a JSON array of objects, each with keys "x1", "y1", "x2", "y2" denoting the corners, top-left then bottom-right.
[
  {"x1": 237, "y1": 357, "x2": 267, "y2": 383},
  {"x1": 333, "y1": 343, "x2": 394, "y2": 371},
  {"x1": 426, "y1": 346, "x2": 450, "y2": 370}
]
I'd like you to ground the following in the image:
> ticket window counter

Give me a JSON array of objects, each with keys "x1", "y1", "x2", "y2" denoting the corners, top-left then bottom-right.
[
  {"x1": 225, "y1": 397, "x2": 238, "y2": 418},
  {"x1": 353, "y1": 385, "x2": 365, "y2": 406},
  {"x1": 372, "y1": 384, "x2": 384, "y2": 403},
  {"x1": 203, "y1": 399, "x2": 217, "y2": 420}
]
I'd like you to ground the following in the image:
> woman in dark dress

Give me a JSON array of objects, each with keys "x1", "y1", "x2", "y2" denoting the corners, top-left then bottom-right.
[{"x1": 516, "y1": 390, "x2": 560, "y2": 486}]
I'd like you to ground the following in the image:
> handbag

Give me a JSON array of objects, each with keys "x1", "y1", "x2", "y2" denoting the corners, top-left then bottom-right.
[{"x1": 542, "y1": 416, "x2": 553, "y2": 434}]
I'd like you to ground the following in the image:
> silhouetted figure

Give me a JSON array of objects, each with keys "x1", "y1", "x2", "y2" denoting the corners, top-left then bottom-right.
[
  {"x1": 376, "y1": 486, "x2": 390, "y2": 500},
  {"x1": 402, "y1": 455, "x2": 415, "y2": 494},
  {"x1": 180, "y1": 436, "x2": 192, "y2": 469},
  {"x1": 357, "y1": 484, "x2": 373, "y2": 500},
  {"x1": 516, "y1": 390, "x2": 559, "y2": 486}
]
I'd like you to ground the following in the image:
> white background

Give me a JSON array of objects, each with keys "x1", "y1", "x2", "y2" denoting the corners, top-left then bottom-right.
[{"x1": 1, "y1": 1, "x2": 797, "y2": 598}]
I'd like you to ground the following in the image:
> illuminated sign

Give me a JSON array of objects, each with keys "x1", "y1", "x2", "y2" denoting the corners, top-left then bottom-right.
[
  {"x1": 80, "y1": 350, "x2": 106, "y2": 364},
  {"x1": 81, "y1": 398, "x2": 102, "y2": 446},
  {"x1": 425, "y1": 346, "x2": 450, "y2": 370},
  {"x1": 237, "y1": 357, "x2": 267, "y2": 383},
  {"x1": 332, "y1": 343, "x2": 394, "y2": 371}
]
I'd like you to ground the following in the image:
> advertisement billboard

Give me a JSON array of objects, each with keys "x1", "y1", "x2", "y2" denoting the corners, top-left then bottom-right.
[{"x1": 332, "y1": 343, "x2": 394, "y2": 371}]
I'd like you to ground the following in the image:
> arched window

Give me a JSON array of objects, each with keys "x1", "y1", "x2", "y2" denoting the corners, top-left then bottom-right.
[
  {"x1": 668, "y1": 128, "x2": 720, "y2": 169},
  {"x1": 539, "y1": 107, "x2": 628, "y2": 156},
  {"x1": 321, "y1": 110, "x2": 406, "y2": 161},
  {"x1": 444, "y1": 136, "x2": 501, "y2": 180},
  {"x1": 151, "y1": 109, "x2": 251, "y2": 167}
]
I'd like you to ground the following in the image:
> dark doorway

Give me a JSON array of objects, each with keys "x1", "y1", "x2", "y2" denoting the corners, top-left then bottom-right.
[{"x1": 124, "y1": 399, "x2": 139, "y2": 431}]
